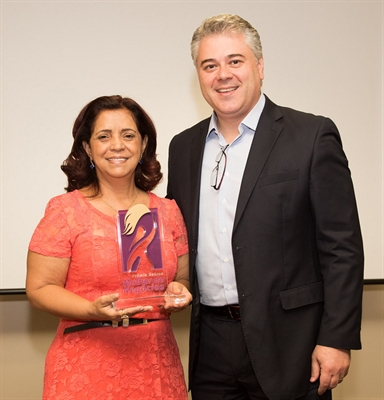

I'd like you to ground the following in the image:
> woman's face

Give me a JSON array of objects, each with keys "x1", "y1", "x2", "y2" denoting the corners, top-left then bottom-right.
[{"x1": 83, "y1": 109, "x2": 147, "y2": 184}]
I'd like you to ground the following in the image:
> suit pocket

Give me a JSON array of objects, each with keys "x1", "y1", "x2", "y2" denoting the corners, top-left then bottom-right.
[
  {"x1": 258, "y1": 170, "x2": 299, "y2": 204},
  {"x1": 259, "y1": 169, "x2": 299, "y2": 187},
  {"x1": 279, "y1": 282, "x2": 324, "y2": 310}
]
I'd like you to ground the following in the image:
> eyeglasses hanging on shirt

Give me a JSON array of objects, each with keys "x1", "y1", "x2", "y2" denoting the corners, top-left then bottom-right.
[{"x1": 210, "y1": 144, "x2": 229, "y2": 190}]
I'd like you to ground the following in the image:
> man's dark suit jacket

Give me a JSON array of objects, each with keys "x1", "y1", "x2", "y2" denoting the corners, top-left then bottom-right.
[{"x1": 167, "y1": 95, "x2": 364, "y2": 400}]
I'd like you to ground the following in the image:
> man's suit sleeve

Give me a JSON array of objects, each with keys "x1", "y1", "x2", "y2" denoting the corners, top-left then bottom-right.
[{"x1": 310, "y1": 117, "x2": 364, "y2": 349}]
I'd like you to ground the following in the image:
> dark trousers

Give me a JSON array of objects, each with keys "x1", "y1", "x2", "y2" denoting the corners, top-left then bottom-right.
[{"x1": 190, "y1": 306, "x2": 332, "y2": 400}]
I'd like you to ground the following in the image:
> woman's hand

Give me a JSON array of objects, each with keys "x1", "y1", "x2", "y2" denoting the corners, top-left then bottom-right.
[
  {"x1": 89, "y1": 293, "x2": 153, "y2": 321},
  {"x1": 163, "y1": 281, "x2": 192, "y2": 313}
]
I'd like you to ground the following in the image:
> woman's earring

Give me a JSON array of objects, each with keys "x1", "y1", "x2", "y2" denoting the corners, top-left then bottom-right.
[
  {"x1": 139, "y1": 152, "x2": 143, "y2": 165},
  {"x1": 90, "y1": 159, "x2": 95, "y2": 169}
]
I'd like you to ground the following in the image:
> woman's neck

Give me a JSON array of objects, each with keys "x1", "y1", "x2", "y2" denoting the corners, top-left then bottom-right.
[{"x1": 81, "y1": 181, "x2": 145, "y2": 216}]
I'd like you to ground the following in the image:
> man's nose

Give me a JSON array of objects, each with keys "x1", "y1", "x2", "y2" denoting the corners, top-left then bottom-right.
[{"x1": 217, "y1": 65, "x2": 233, "y2": 80}]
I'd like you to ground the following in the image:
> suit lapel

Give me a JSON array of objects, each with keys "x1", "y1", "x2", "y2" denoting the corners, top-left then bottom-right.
[
  {"x1": 234, "y1": 98, "x2": 283, "y2": 231},
  {"x1": 189, "y1": 118, "x2": 210, "y2": 249}
]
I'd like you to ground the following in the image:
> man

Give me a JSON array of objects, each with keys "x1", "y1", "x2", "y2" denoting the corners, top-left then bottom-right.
[{"x1": 167, "y1": 14, "x2": 364, "y2": 400}]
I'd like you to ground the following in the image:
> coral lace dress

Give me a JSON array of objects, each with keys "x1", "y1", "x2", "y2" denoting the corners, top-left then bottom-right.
[{"x1": 29, "y1": 190, "x2": 189, "y2": 400}]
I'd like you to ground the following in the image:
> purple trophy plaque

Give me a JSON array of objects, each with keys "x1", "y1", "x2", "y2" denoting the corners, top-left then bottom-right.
[{"x1": 114, "y1": 204, "x2": 185, "y2": 309}]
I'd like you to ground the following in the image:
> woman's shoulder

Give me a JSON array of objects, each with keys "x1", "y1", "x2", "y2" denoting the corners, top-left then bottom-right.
[
  {"x1": 44, "y1": 190, "x2": 90, "y2": 215},
  {"x1": 148, "y1": 192, "x2": 179, "y2": 211},
  {"x1": 45, "y1": 190, "x2": 81, "y2": 206}
]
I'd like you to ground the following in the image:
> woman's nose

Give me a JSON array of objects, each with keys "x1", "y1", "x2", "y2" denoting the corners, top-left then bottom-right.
[{"x1": 110, "y1": 135, "x2": 124, "y2": 150}]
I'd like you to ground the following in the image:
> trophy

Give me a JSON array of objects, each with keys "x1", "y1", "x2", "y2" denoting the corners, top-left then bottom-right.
[{"x1": 114, "y1": 204, "x2": 186, "y2": 310}]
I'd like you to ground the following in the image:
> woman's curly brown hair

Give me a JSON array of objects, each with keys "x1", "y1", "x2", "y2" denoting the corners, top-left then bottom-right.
[{"x1": 61, "y1": 95, "x2": 162, "y2": 194}]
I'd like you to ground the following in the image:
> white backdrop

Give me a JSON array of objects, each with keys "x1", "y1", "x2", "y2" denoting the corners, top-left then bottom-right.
[{"x1": 1, "y1": 0, "x2": 383, "y2": 290}]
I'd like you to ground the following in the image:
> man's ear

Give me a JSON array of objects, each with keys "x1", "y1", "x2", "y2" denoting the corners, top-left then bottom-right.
[{"x1": 257, "y1": 57, "x2": 265, "y2": 80}]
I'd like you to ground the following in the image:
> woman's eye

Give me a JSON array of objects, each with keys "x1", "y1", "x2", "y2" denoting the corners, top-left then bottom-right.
[{"x1": 97, "y1": 135, "x2": 108, "y2": 140}]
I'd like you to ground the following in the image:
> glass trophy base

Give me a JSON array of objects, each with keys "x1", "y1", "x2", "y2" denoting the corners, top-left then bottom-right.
[{"x1": 114, "y1": 294, "x2": 186, "y2": 310}]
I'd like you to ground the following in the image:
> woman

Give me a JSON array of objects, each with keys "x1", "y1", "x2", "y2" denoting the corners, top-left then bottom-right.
[{"x1": 26, "y1": 95, "x2": 191, "y2": 400}]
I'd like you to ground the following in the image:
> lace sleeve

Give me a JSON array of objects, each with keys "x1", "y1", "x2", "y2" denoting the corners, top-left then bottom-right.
[{"x1": 29, "y1": 195, "x2": 73, "y2": 258}]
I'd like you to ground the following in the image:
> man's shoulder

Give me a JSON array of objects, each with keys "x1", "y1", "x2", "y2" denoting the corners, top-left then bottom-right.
[
  {"x1": 171, "y1": 117, "x2": 211, "y2": 143},
  {"x1": 265, "y1": 95, "x2": 329, "y2": 124}
]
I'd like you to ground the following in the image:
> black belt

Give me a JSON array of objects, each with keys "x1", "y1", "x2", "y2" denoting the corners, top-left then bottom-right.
[
  {"x1": 202, "y1": 304, "x2": 241, "y2": 320},
  {"x1": 63, "y1": 319, "x2": 158, "y2": 334}
]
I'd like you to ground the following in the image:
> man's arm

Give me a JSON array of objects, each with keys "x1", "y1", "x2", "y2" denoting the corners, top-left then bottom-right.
[{"x1": 309, "y1": 118, "x2": 364, "y2": 393}]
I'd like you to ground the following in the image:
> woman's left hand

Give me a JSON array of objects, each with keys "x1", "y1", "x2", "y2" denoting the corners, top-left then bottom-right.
[{"x1": 163, "y1": 281, "x2": 192, "y2": 313}]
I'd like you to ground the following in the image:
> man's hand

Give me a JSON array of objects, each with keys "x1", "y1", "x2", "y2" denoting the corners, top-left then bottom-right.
[{"x1": 310, "y1": 345, "x2": 351, "y2": 395}]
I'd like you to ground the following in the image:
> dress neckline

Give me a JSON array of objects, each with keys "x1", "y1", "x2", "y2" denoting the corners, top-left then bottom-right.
[{"x1": 74, "y1": 190, "x2": 154, "y2": 221}]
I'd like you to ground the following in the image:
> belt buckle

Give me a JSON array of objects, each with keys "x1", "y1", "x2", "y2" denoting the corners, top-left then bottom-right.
[{"x1": 227, "y1": 305, "x2": 240, "y2": 320}]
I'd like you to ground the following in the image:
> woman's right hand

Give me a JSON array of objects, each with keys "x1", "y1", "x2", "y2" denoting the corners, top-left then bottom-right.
[{"x1": 89, "y1": 293, "x2": 153, "y2": 321}]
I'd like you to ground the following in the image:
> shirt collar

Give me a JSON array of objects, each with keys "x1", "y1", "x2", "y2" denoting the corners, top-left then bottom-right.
[{"x1": 207, "y1": 93, "x2": 266, "y2": 140}]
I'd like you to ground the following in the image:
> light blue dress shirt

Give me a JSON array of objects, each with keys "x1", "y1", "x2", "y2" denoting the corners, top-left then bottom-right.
[{"x1": 196, "y1": 94, "x2": 265, "y2": 306}]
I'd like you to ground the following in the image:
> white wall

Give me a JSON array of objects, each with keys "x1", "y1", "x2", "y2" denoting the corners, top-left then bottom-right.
[{"x1": 1, "y1": 0, "x2": 383, "y2": 290}]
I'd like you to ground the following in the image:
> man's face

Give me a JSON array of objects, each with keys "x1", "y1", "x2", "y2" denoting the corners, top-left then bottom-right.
[{"x1": 196, "y1": 32, "x2": 264, "y2": 124}]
